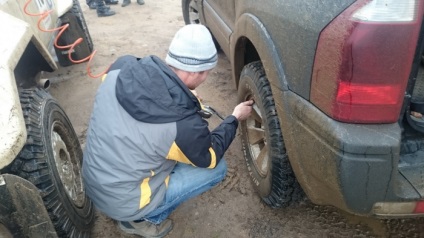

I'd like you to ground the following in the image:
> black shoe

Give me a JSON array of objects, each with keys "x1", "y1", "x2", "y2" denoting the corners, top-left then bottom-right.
[
  {"x1": 97, "y1": 7, "x2": 116, "y2": 17},
  {"x1": 137, "y1": 0, "x2": 144, "y2": 5},
  {"x1": 118, "y1": 220, "x2": 173, "y2": 238},
  {"x1": 105, "y1": 0, "x2": 119, "y2": 5},
  {"x1": 121, "y1": 0, "x2": 131, "y2": 7},
  {"x1": 89, "y1": 2, "x2": 111, "y2": 10},
  {"x1": 88, "y1": 2, "x2": 97, "y2": 9}
]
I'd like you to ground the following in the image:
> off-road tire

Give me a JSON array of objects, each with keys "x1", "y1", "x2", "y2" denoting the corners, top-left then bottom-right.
[
  {"x1": 11, "y1": 88, "x2": 94, "y2": 237},
  {"x1": 71, "y1": 0, "x2": 94, "y2": 51},
  {"x1": 56, "y1": 0, "x2": 94, "y2": 67},
  {"x1": 238, "y1": 61, "x2": 304, "y2": 208}
]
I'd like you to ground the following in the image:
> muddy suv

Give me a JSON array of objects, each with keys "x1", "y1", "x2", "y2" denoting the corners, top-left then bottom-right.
[
  {"x1": 0, "y1": 0, "x2": 94, "y2": 237},
  {"x1": 183, "y1": 0, "x2": 424, "y2": 217}
]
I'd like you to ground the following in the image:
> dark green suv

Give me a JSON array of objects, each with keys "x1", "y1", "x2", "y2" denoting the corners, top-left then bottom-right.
[{"x1": 183, "y1": 0, "x2": 424, "y2": 217}]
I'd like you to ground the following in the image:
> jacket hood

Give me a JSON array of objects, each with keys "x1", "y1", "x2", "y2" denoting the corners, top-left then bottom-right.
[{"x1": 115, "y1": 55, "x2": 201, "y2": 123}]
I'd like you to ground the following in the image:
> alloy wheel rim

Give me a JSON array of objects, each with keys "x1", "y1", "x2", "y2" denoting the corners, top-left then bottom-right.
[
  {"x1": 246, "y1": 102, "x2": 269, "y2": 177},
  {"x1": 51, "y1": 122, "x2": 85, "y2": 207},
  {"x1": 189, "y1": 0, "x2": 200, "y2": 24}
]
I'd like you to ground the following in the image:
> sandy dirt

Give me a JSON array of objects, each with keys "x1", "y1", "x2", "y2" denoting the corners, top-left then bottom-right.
[{"x1": 48, "y1": 0, "x2": 424, "y2": 237}]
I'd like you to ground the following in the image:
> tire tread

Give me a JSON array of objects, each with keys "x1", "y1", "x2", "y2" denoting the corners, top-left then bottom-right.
[
  {"x1": 240, "y1": 61, "x2": 305, "y2": 208},
  {"x1": 11, "y1": 88, "x2": 93, "y2": 238}
]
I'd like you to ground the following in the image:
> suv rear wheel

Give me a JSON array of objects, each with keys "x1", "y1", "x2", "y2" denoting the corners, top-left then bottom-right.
[
  {"x1": 12, "y1": 88, "x2": 94, "y2": 237},
  {"x1": 182, "y1": 0, "x2": 200, "y2": 24},
  {"x1": 238, "y1": 61, "x2": 304, "y2": 208}
]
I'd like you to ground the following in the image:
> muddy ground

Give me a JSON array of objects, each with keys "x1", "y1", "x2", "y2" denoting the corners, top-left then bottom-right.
[{"x1": 48, "y1": 0, "x2": 424, "y2": 237}]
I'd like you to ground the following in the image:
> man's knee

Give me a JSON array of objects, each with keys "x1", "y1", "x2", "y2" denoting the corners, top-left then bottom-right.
[{"x1": 214, "y1": 159, "x2": 227, "y2": 182}]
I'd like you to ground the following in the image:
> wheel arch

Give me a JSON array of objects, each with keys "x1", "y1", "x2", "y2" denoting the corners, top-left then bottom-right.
[
  {"x1": 231, "y1": 13, "x2": 289, "y2": 92},
  {"x1": 0, "y1": 12, "x2": 56, "y2": 170},
  {"x1": 14, "y1": 39, "x2": 55, "y2": 88},
  {"x1": 231, "y1": 14, "x2": 309, "y2": 200}
]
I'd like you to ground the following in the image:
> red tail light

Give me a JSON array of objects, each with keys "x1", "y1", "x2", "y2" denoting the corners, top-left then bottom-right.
[
  {"x1": 414, "y1": 201, "x2": 424, "y2": 213},
  {"x1": 311, "y1": 0, "x2": 424, "y2": 123}
]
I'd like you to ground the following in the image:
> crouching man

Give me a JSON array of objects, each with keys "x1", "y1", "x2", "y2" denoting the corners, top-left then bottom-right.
[{"x1": 82, "y1": 24, "x2": 253, "y2": 237}]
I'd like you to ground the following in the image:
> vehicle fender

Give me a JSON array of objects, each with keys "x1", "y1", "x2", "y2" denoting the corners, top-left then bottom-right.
[
  {"x1": 0, "y1": 174, "x2": 57, "y2": 237},
  {"x1": 0, "y1": 0, "x2": 59, "y2": 71},
  {"x1": 0, "y1": 12, "x2": 31, "y2": 170},
  {"x1": 230, "y1": 13, "x2": 289, "y2": 92},
  {"x1": 230, "y1": 13, "x2": 309, "y2": 199},
  {"x1": 0, "y1": 4, "x2": 60, "y2": 169}
]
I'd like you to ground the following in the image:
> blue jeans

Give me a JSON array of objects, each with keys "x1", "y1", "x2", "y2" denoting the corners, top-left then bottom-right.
[{"x1": 142, "y1": 159, "x2": 227, "y2": 224}]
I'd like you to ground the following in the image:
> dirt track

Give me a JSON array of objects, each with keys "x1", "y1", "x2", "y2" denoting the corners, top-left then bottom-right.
[{"x1": 48, "y1": 0, "x2": 424, "y2": 237}]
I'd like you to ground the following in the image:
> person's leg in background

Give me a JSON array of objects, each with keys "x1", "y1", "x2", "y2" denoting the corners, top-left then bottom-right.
[
  {"x1": 96, "y1": 0, "x2": 116, "y2": 17},
  {"x1": 87, "y1": 0, "x2": 118, "y2": 9},
  {"x1": 121, "y1": 0, "x2": 131, "y2": 7},
  {"x1": 86, "y1": 0, "x2": 96, "y2": 9},
  {"x1": 105, "y1": 0, "x2": 119, "y2": 5},
  {"x1": 122, "y1": 0, "x2": 145, "y2": 7}
]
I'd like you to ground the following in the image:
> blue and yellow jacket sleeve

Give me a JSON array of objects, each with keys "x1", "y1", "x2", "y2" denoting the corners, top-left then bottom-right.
[{"x1": 167, "y1": 114, "x2": 238, "y2": 168}]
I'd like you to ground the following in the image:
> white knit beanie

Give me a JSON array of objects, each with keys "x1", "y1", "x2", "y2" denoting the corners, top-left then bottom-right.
[{"x1": 166, "y1": 24, "x2": 218, "y2": 72}]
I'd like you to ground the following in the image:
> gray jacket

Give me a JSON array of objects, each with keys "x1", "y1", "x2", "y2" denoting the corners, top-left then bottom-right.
[{"x1": 82, "y1": 55, "x2": 238, "y2": 221}]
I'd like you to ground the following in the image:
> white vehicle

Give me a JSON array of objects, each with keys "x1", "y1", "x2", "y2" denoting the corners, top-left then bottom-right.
[{"x1": 0, "y1": 0, "x2": 94, "y2": 237}]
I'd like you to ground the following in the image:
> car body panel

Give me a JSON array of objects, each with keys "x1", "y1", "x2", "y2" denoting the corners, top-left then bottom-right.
[
  {"x1": 276, "y1": 89, "x2": 408, "y2": 214},
  {"x1": 193, "y1": 0, "x2": 424, "y2": 216},
  {"x1": 0, "y1": 0, "x2": 71, "y2": 169},
  {"x1": 204, "y1": 0, "x2": 355, "y2": 98},
  {"x1": 0, "y1": 12, "x2": 32, "y2": 170}
]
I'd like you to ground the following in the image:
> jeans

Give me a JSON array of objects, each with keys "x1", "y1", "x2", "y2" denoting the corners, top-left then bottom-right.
[{"x1": 143, "y1": 159, "x2": 227, "y2": 224}]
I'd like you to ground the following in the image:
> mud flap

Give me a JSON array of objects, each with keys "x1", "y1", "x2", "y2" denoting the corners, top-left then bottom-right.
[{"x1": 0, "y1": 174, "x2": 57, "y2": 238}]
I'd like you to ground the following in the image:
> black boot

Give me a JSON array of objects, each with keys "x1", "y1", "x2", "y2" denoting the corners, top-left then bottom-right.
[
  {"x1": 105, "y1": 0, "x2": 119, "y2": 4},
  {"x1": 121, "y1": 0, "x2": 131, "y2": 7},
  {"x1": 137, "y1": 0, "x2": 144, "y2": 5},
  {"x1": 97, "y1": 6, "x2": 116, "y2": 17},
  {"x1": 89, "y1": 1, "x2": 111, "y2": 10},
  {"x1": 88, "y1": 1, "x2": 97, "y2": 9}
]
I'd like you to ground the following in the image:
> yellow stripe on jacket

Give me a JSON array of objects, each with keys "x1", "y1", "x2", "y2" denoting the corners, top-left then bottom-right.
[
  {"x1": 139, "y1": 170, "x2": 154, "y2": 209},
  {"x1": 207, "y1": 147, "x2": 216, "y2": 168},
  {"x1": 166, "y1": 142, "x2": 216, "y2": 168}
]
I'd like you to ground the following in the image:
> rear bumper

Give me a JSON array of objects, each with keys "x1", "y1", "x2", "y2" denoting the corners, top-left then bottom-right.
[{"x1": 276, "y1": 90, "x2": 423, "y2": 216}]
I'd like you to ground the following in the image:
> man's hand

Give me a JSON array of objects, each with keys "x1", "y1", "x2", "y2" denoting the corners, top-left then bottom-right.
[{"x1": 232, "y1": 100, "x2": 254, "y2": 121}]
